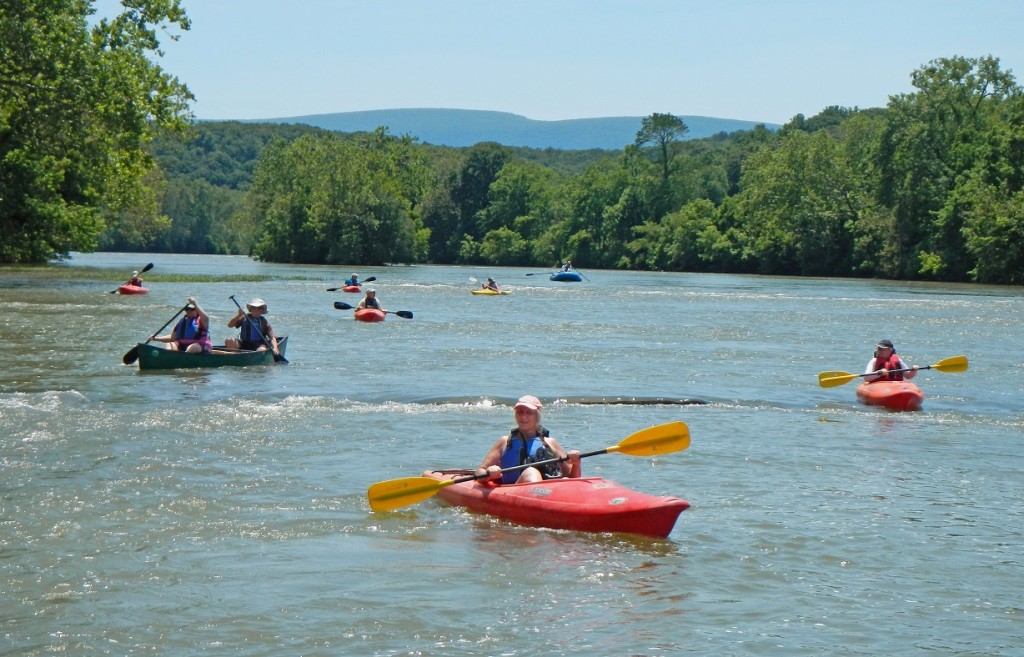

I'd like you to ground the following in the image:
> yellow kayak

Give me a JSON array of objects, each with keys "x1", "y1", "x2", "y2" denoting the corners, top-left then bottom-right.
[{"x1": 471, "y1": 288, "x2": 510, "y2": 295}]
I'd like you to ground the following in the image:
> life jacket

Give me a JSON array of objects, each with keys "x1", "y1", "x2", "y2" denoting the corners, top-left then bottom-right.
[
  {"x1": 498, "y1": 427, "x2": 562, "y2": 484},
  {"x1": 362, "y1": 297, "x2": 381, "y2": 309},
  {"x1": 872, "y1": 354, "x2": 904, "y2": 381},
  {"x1": 174, "y1": 315, "x2": 208, "y2": 343},
  {"x1": 238, "y1": 314, "x2": 270, "y2": 347}
]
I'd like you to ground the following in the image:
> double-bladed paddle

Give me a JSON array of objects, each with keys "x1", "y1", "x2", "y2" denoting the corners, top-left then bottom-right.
[
  {"x1": 109, "y1": 262, "x2": 154, "y2": 293},
  {"x1": 817, "y1": 355, "x2": 968, "y2": 388},
  {"x1": 121, "y1": 304, "x2": 187, "y2": 365},
  {"x1": 367, "y1": 421, "x2": 690, "y2": 512},
  {"x1": 229, "y1": 295, "x2": 288, "y2": 363},
  {"x1": 333, "y1": 300, "x2": 413, "y2": 319},
  {"x1": 326, "y1": 276, "x2": 376, "y2": 292}
]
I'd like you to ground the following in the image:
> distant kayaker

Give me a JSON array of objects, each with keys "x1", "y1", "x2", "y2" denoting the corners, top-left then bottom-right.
[
  {"x1": 345, "y1": 273, "x2": 360, "y2": 286},
  {"x1": 127, "y1": 270, "x2": 144, "y2": 287},
  {"x1": 357, "y1": 288, "x2": 386, "y2": 312},
  {"x1": 865, "y1": 339, "x2": 918, "y2": 382},
  {"x1": 153, "y1": 297, "x2": 211, "y2": 353},
  {"x1": 226, "y1": 297, "x2": 279, "y2": 355},
  {"x1": 482, "y1": 277, "x2": 500, "y2": 291},
  {"x1": 475, "y1": 395, "x2": 580, "y2": 484},
  {"x1": 560, "y1": 260, "x2": 572, "y2": 272}
]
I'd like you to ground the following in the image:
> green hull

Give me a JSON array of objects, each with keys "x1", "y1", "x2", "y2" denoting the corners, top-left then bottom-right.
[{"x1": 137, "y1": 336, "x2": 288, "y2": 370}]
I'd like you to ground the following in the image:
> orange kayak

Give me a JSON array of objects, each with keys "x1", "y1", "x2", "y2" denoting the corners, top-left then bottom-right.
[
  {"x1": 117, "y1": 284, "x2": 148, "y2": 295},
  {"x1": 856, "y1": 380, "x2": 924, "y2": 411},
  {"x1": 354, "y1": 308, "x2": 386, "y2": 322},
  {"x1": 421, "y1": 470, "x2": 689, "y2": 538}
]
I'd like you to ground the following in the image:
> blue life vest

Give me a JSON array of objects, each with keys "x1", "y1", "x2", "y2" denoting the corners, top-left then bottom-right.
[
  {"x1": 498, "y1": 427, "x2": 561, "y2": 484},
  {"x1": 238, "y1": 315, "x2": 269, "y2": 347},
  {"x1": 174, "y1": 315, "x2": 207, "y2": 341}
]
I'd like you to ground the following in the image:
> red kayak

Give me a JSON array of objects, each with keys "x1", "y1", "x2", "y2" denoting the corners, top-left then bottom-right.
[
  {"x1": 343, "y1": 284, "x2": 361, "y2": 293},
  {"x1": 354, "y1": 308, "x2": 386, "y2": 322},
  {"x1": 118, "y1": 284, "x2": 148, "y2": 295},
  {"x1": 856, "y1": 380, "x2": 924, "y2": 411},
  {"x1": 421, "y1": 471, "x2": 689, "y2": 538}
]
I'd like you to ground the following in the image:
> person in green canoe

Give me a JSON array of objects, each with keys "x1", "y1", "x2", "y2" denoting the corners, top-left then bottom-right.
[
  {"x1": 225, "y1": 297, "x2": 279, "y2": 354},
  {"x1": 152, "y1": 297, "x2": 211, "y2": 353},
  {"x1": 475, "y1": 395, "x2": 580, "y2": 485}
]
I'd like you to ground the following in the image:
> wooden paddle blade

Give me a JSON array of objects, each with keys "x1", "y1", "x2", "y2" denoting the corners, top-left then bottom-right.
[
  {"x1": 368, "y1": 476, "x2": 452, "y2": 512},
  {"x1": 818, "y1": 371, "x2": 860, "y2": 388},
  {"x1": 122, "y1": 345, "x2": 140, "y2": 365},
  {"x1": 333, "y1": 301, "x2": 354, "y2": 310},
  {"x1": 608, "y1": 421, "x2": 690, "y2": 456},
  {"x1": 931, "y1": 355, "x2": 968, "y2": 373}
]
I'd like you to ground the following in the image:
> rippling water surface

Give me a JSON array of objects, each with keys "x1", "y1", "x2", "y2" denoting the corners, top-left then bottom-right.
[{"x1": 2, "y1": 253, "x2": 1021, "y2": 656}]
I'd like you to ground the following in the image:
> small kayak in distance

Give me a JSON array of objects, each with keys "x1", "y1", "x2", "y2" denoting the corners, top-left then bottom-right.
[
  {"x1": 118, "y1": 284, "x2": 148, "y2": 295},
  {"x1": 354, "y1": 308, "x2": 386, "y2": 322},
  {"x1": 421, "y1": 471, "x2": 689, "y2": 538},
  {"x1": 343, "y1": 285, "x2": 361, "y2": 293},
  {"x1": 550, "y1": 271, "x2": 583, "y2": 282},
  {"x1": 856, "y1": 380, "x2": 924, "y2": 411},
  {"x1": 471, "y1": 288, "x2": 510, "y2": 295}
]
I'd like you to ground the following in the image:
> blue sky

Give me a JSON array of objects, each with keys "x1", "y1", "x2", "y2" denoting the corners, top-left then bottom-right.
[{"x1": 96, "y1": 0, "x2": 1024, "y2": 125}]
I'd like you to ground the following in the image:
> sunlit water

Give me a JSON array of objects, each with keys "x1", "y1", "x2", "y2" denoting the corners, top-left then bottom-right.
[{"x1": 2, "y1": 253, "x2": 1021, "y2": 656}]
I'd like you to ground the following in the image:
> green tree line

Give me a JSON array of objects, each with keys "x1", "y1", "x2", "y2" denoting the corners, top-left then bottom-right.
[{"x1": 1, "y1": 3, "x2": 1021, "y2": 284}]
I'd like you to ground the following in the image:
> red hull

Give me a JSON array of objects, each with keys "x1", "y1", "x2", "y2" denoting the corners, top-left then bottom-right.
[
  {"x1": 354, "y1": 308, "x2": 386, "y2": 322},
  {"x1": 118, "y1": 284, "x2": 148, "y2": 295},
  {"x1": 423, "y1": 472, "x2": 689, "y2": 538},
  {"x1": 343, "y1": 285, "x2": 361, "y2": 293},
  {"x1": 856, "y1": 380, "x2": 924, "y2": 411}
]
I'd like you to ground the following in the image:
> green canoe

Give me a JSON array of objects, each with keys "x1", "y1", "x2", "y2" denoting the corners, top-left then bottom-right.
[{"x1": 136, "y1": 336, "x2": 289, "y2": 371}]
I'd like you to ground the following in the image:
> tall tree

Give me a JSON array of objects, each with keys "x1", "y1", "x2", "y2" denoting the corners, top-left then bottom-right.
[
  {"x1": 635, "y1": 113, "x2": 689, "y2": 184},
  {"x1": 0, "y1": 0, "x2": 193, "y2": 262},
  {"x1": 876, "y1": 56, "x2": 1019, "y2": 279}
]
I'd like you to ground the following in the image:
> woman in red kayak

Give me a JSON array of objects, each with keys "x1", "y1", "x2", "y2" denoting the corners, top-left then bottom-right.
[
  {"x1": 865, "y1": 339, "x2": 919, "y2": 381},
  {"x1": 475, "y1": 395, "x2": 580, "y2": 484}
]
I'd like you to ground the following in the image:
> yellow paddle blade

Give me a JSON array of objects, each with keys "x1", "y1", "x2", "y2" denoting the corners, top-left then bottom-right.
[
  {"x1": 607, "y1": 421, "x2": 690, "y2": 456},
  {"x1": 368, "y1": 476, "x2": 454, "y2": 512},
  {"x1": 930, "y1": 355, "x2": 968, "y2": 373},
  {"x1": 818, "y1": 371, "x2": 860, "y2": 388}
]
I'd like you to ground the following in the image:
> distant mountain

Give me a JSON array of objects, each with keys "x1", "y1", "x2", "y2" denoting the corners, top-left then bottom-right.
[{"x1": 240, "y1": 108, "x2": 778, "y2": 150}]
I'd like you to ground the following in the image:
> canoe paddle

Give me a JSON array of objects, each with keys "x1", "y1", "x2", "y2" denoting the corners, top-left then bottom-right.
[
  {"x1": 817, "y1": 355, "x2": 968, "y2": 388},
  {"x1": 332, "y1": 300, "x2": 413, "y2": 319},
  {"x1": 109, "y1": 262, "x2": 153, "y2": 293},
  {"x1": 121, "y1": 304, "x2": 187, "y2": 365},
  {"x1": 326, "y1": 276, "x2": 375, "y2": 292},
  {"x1": 367, "y1": 421, "x2": 690, "y2": 512},
  {"x1": 228, "y1": 295, "x2": 288, "y2": 363}
]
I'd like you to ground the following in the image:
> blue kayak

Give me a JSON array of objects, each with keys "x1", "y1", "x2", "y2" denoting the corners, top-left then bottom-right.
[{"x1": 550, "y1": 271, "x2": 583, "y2": 282}]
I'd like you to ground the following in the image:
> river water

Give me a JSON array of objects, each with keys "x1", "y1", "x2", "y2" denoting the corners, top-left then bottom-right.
[{"x1": 1, "y1": 253, "x2": 1021, "y2": 656}]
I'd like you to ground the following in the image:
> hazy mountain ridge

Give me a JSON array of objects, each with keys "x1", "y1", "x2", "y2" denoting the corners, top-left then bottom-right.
[{"x1": 240, "y1": 108, "x2": 778, "y2": 150}]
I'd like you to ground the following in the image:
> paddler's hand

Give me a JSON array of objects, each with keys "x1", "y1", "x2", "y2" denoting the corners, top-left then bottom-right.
[
  {"x1": 477, "y1": 465, "x2": 501, "y2": 481},
  {"x1": 567, "y1": 450, "x2": 580, "y2": 465}
]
